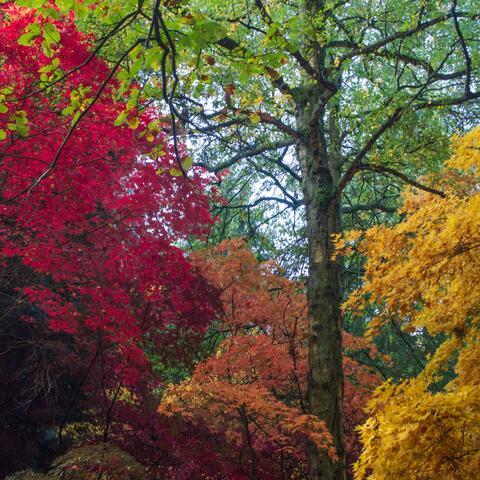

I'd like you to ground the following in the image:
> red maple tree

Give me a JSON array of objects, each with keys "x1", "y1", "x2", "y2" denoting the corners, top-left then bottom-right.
[{"x1": 0, "y1": 5, "x2": 216, "y2": 474}]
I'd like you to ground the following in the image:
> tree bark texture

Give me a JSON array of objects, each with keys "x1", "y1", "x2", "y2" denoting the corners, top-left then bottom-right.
[{"x1": 296, "y1": 95, "x2": 346, "y2": 480}]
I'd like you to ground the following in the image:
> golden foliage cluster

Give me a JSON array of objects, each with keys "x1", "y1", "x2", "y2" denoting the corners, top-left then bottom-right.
[{"x1": 338, "y1": 128, "x2": 480, "y2": 479}]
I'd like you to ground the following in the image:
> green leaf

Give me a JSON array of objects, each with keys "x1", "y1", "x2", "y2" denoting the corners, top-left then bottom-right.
[
  {"x1": 238, "y1": 66, "x2": 250, "y2": 84},
  {"x1": 39, "y1": 7, "x2": 62, "y2": 19},
  {"x1": 16, "y1": 0, "x2": 45, "y2": 7},
  {"x1": 0, "y1": 130, "x2": 6, "y2": 141},
  {"x1": 169, "y1": 168, "x2": 183, "y2": 177},
  {"x1": 55, "y1": 0, "x2": 74, "y2": 12},
  {"x1": 18, "y1": 23, "x2": 41, "y2": 46},
  {"x1": 250, "y1": 112, "x2": 261, "y2": 124},
  {"x1": 41, "y1": 41, "x2": 55, "y2": 58},
  {"x1": 182, "y1": 156, "x2": 193, "y2": 170},
  {"x1": 144, "y1": 46, "x2": 162, "y2": 70},
  {"x1": 73, "y1": 1, "x2": 90, "y2": 19},
  {"x1": 114, "y1": 110, "x2": 128, "y2": 127},
  {"x1": 43, "y1": 23, "x2": 61, "y2": 45},
  {"x1": 71, "y1": 111, "x2": 81, "y2": 125},
  {"x1": 62, "y1": 105, "x2": 74, "y2": 116}
]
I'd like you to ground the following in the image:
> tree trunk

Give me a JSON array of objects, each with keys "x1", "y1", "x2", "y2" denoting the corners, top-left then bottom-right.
[{"x1": 296, "y1": 102, "x2": 346, "y2": 480}]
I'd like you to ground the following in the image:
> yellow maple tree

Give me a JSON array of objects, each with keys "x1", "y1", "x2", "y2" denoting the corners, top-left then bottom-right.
[{"x1": 337, "y1": 127, "x2": 480, "y2": 479}]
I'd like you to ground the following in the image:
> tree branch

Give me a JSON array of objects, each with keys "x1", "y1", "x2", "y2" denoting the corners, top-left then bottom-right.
[
  {"x1": 338, "y1": 13, "x2": 453, "y2": 66},
  {"x1": 194, "y1": 139, "x2": 295, "y2": 172},
  {"x1": 355, "y1": 164, "x2": 446, "y2": 198},
  {"x1": 451, "y1": 0, "x2": 472, "y2": 98},
  {"x1": 341, "y1": 202, "x2": 397, "y2": 214},
  {"x1": 2, "y1": 41, "x2": 141, "y2": 205}
]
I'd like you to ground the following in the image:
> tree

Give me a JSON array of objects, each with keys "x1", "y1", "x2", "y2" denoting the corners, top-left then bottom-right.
[
  {"x1": 10, "y1": 1, "x2": 480, "y2": 478},
  {"x1": 157, "y1": 239, "x2": 380, "y2": 479},
  {"x1": 0, "y1": 5, "x2": 216, "y2": 475},
  {"x1": 337, "y1": 128, "x2": 480, "y2": 479}
]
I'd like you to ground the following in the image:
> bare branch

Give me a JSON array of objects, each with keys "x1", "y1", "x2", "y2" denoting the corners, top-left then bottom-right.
[{"x1": 215, "y1": 195, "x2": 300, "y2": 210}]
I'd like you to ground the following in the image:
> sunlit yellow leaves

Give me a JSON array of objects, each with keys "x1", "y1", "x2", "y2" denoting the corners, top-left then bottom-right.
[
  {"x1": 448, "y1": 126, "x2": 480, "y2": 173},
  {"x1": 343, "y1": 130, "x2": 480, "y2": 344},
  {"x1": 355, "y1": 380, "x2": 480, "y2": 480},
  {"x1": 348, "y1": 129, "x2": 480, "y2": 479}
]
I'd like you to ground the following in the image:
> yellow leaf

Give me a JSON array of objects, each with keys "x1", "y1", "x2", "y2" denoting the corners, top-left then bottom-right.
[
  {"x1": 127, "y1": 116, "x2": 139, "y2": 130},
  {"x1": 250, "y1": 112, "x2": 261, "y2": 124}
]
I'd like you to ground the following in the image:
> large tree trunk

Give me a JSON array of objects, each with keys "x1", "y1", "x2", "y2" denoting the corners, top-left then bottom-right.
[{"x1": 296, "y1": 102, "x2": 346, "y2": 480}]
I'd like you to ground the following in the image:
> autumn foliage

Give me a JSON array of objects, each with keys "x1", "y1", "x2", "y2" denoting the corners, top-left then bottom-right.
[
  {"x1": 2, "y1": 4, "x2": 480, "y2": 480},
  {"x1": 0, "y1": 4, "x2": 215, "y2": 474},
  {"x1": 156, "y1": 239, "x2": 380, "y2": 478},
  {"x1": 337, "y1": 128, "x2": 480, "y2": 479}
]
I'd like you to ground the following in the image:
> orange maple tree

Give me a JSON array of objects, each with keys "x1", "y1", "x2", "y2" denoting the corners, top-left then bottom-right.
[{"x1": 157, "y1": 239, "x2": 380, "y2": 479}]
